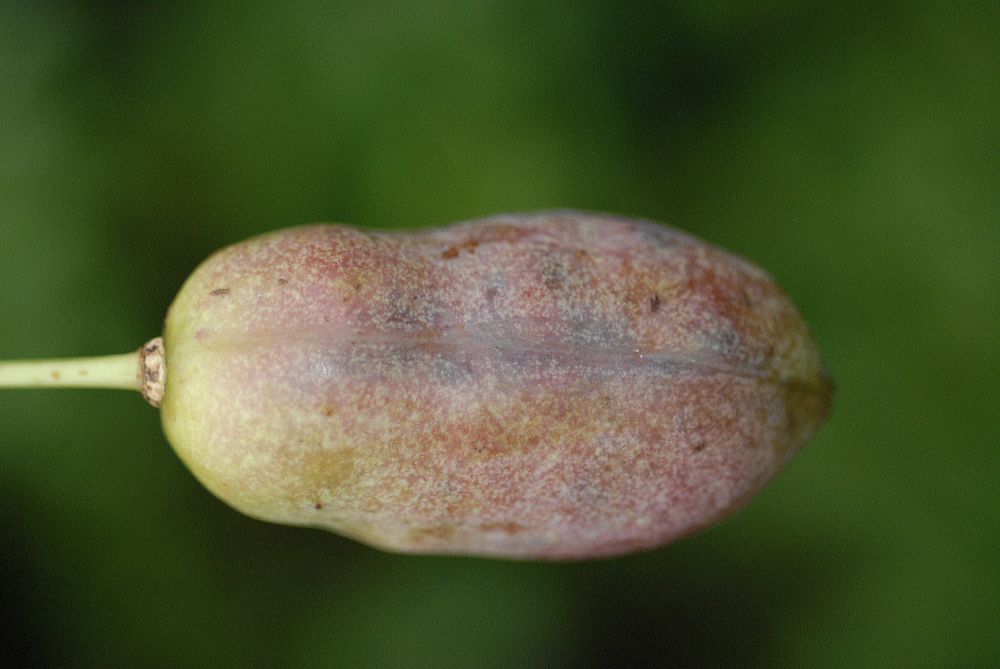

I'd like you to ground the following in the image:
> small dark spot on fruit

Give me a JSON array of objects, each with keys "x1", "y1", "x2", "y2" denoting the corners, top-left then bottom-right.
[
  {"x1": 314, "y1": 503, "x2": 323, "y2": 510},
  {"x1": 352, "y1": 281, "x2": 361, "y2": 291},
  {"x1": 51, "y1": 371, "x2": 60, "y2": 380},
  {"x1": 649, "y1": 294, "x2": 661, "y2": 313},
  {"x1": 692, "y1": 440, "x2": 706, "y2": 452},
  {"x1": 78, "y1": 369, "x2": 87, "y2": 376},
  {"x1": 741, "y1": 288, "x2": 752, "y2": 307},
  {"x1": 210, "y1": 288, "x2": 231, "y2": 297},
  {"x1": 278, "y1": 278, "x2": 289, "y2": 285},
  {"x1": 542, "y1": 259, "x2": 565, "y2": 289},
  {"x1": 442, "y1": 246, "x2": 459, "y2": 259}
]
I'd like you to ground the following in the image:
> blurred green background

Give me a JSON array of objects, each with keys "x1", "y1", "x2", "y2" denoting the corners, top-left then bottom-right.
[{"x1": 2, "y1": 1, "x2": 997, "y2": 667}]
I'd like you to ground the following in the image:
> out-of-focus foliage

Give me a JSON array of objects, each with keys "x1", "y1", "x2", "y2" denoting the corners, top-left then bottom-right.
[{"x1": 2, "y1": 2, "x2": 997, "y2": 667}]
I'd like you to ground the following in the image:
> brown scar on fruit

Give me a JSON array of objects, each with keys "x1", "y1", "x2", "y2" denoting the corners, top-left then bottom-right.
[
  {"x1": 479, "y1": 522, "x2": 525, "y2": 534},
  {"x1": 439, "y1": 225, "x2": 534, "y2": 260},
  {"x1": 441, "y1": 238, "x2": 481, "y2": 259},
  {"x1": 209, "y1": 288, "x2": 231, "y2": 296},
  {"x1": 408, "y1": 526, "x2": 455, "y2": 542}
]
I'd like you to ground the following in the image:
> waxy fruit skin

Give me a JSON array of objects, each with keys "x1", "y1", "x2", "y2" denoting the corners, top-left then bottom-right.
[{"x1": 161, "y1": 211, "x2": 832, "y2": 559}]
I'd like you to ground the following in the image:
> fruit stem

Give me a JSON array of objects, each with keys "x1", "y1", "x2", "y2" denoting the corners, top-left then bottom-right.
[
  {"x1": 0, "y1": 336, "x2": 165, "y2": 407},
  {"x1": 0, "y1": 352, "x2": 141, "y2": 389}
]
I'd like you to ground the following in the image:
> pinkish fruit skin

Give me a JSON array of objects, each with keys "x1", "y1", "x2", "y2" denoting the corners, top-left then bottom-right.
[{"x1": 161, "y1": 211, "x2": 832, "y2": 559}]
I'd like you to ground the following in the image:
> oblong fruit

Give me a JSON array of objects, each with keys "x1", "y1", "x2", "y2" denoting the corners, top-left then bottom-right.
[{"x1": 161, "y1": 211, "x2": 832, "y2": 558}]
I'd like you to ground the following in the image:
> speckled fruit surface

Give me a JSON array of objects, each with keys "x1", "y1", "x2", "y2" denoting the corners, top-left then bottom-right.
[{"x1": 161, "y1": 211, "x2": 832, "y2": 559}]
